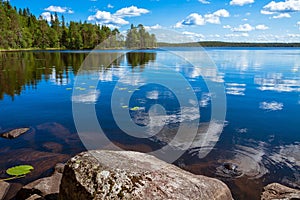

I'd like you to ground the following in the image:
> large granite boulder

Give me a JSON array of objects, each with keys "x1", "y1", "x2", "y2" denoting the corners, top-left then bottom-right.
[
  {"x1": 261, "y1": 183, "x2": 300, "y2": 200},
  {"x1": 59, "y1": 150, "x2": 232, "y2": 200}
]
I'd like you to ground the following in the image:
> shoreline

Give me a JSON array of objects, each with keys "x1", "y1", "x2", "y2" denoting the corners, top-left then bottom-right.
[{"x1": 1, "y1": 44, "x2": 300, "y2": 52}]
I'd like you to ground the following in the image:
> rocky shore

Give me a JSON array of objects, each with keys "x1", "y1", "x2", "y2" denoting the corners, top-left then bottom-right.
[{"x1": 0, "y1": 150, "x2": 299, "y2": 200}]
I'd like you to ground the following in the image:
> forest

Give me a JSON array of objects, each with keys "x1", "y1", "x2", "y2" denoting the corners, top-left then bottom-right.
[{"x1": 0, "y1": 1, "x2": 157, "y2": 50}]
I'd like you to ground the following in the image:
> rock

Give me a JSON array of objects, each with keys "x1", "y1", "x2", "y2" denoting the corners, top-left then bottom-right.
[
  {"x1": 42, "y1": 142, "x2": 63, "y2": 153},
  {"x1": 59, "y1": 150, "x2": 232, "y2": 200},
  {"x1": 0, "y1": 181, "x2": 10, "y2": 200},
  {"x1": 2, "y1": 183, "x2": 23, "y2": 200},
  {"x1": 25, "y1": 194, "x2": 44, "y2": 200},
  {"x1": 0, "y1": 148, "x2": 70, "y2": 182},
  {"x1": 54, "y1": 163, "x2": 65, "y2": 174},
  {"x1": 16, "y1": 172, "x2": 62, "y2": 200},
  {"x1": 0, "y1": 128, "x2": 30, "y2": 139},
  {"x1": 261, "y1": 183, "x2": 300, "y2": 200}
]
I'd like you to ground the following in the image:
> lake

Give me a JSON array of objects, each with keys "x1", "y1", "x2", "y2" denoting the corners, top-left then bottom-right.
[{"x1": 0, "y1": 48, "x2": 299, "y2": 199}]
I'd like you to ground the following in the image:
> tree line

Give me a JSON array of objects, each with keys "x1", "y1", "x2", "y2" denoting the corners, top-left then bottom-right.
[{"x1": 0, "y1": 1, "x2": 157, "y2": 50}]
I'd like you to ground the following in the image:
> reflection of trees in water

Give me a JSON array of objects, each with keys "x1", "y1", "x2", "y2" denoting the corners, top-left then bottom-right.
[
  {"x1": 0, "y1": 51, "x2": 88, "y2": 100},
  {"x1": 0, "y1": 51, "x2": 157, "y2": 100},
  {"x1": 126, "y1": 52, "x2": 156, "y2": 68}
]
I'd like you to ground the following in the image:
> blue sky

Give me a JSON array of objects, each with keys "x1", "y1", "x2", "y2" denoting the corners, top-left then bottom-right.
[{"x1": 10, "y1": 0, "x2": 300, "y2": 42}]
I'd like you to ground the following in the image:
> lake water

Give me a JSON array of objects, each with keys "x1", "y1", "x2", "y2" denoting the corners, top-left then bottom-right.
[{"x1": 0, "y1": 48, "x2": 299, "y2": 199}]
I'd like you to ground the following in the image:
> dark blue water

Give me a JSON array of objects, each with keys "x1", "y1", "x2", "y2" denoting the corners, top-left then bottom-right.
[{"x1": 0, "y1": 48, "x2": 299, "y2": 199}]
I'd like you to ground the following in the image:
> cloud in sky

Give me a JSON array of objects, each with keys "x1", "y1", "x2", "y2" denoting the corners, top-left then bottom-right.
[
  {"x1": 107, "y1": 4, "x2": 114, "y2": 9},
  {"x1": 231, "y1": 23, "x2": 255, "y2": 32},
  {"x1": 198, "y1": 0, "x2": 210, "y2": 4},
  {"x1": 229, "y1": 24, "x2": 269, "y2": 32},
  {"x1": 223, "y1": 25, "x2": 231, "y2": 29},
  {"x1": 261, "y1": 0, "x2": 300, "y2": 18},
  {"x1": 272, "y1": 13, "x2": 291, "y2": 18},
  {"x1": 181, "y1": 31, "x2": 205, "y2": 41},
  {"x1": 262, "y1": 0, "x2": 300, "y2": 13},
  {"x1": 175, "y1": 9, "x2": 229, "y2": 28},
  {"x1": 230, "y1": 0, "x2": 254, "y2": 6},
  {"x1": 41, "y1": 12, "x2": 51, "y2": 22},
  {"x1": 114, "y1": 6, "x2": 149, "y2": 17},
  {"x1": 256, "y1": 24, "x2": 269, "y2": 30},
  {"x1": 88, "y1": 11, "x2": 129, "y2": 26},
  {"x1": 45, "y1": 5, "x2": 74, "y2": 14},
  {"x1": 88, "y1": 6, "x2": 149, "y2": 27},
  {"x1": 144, "y1": 24, "x2": 162, "y2": 31}
]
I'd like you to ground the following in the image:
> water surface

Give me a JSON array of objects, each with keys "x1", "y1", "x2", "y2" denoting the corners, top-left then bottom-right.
[{"x1": 0, "y1": 48, "x2": 299, "y2": 199}]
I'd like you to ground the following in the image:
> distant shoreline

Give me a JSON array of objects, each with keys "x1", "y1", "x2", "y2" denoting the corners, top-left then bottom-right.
[
  {"x1": 1, "y1": 42, "x2": 300, "y2": 52},
  {"x1": 158, "y1": 41, "x2": 300, "y2": 48}
]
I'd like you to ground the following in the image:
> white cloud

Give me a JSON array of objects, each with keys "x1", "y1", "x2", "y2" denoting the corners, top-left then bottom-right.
[
  {"x1": 262, "y1": 0, "x2": 300, "y2": 13},
  {"x1": 198, "y1": 0, "x2": 210, "y2": 4},
  {"x1": 176, "y1": 13, "x2": 205, "y2": 27},
  {"x1": 260, "y1": 10, "x2": 275, "y2": 15},
  {"x1": 88, "y1": 11, "x2": 129, "y2": 27},
  {"x1": 256, "y1": 24, "x2": 269, "y2": 30},
  {"x1": 259, "y1": 101, "x2": 283, "y2": 111},
  {"x1": 107, "y1": 4, "x2": 114, "y2": 8},
  {"x1": 88, "y1": 6, "x2": 149, "y2": 27},
  {"x1": 41, "y1": 12, "x2": 51, "y2": 22},
  {"x1": 115, "y1": 6, "x2": 149, "y2": 17},
  {"x1": 225, "y1": 33, "x2": 249, "y2": 37},
  {"x1": 272, "y1": 13, "x2": 291, "y2": 18},
  {"x1": 175, "y1": 9, "x2": 229, "y2": 27},
  {"x1": 231, "y1": 23, "x2": 255, "y2": 32},
  {"x1": 144, "y1": 24, "x2": 162, "y2": 31},
  {"x1": 230, "y1": 0, "x2": 254, "y2": 6},
  {"x1": 223, "y1": 25, "x2": 231, "y2": 29},
  {"x1": 288, "y1": 33, "x2": 300, "y2": 37},
  {"x1": 45, "y1": 5, "x2": 73, "y2": 14},
  {"x1": 181, "y1": 31, "x2": 205, "y2": 41},
  {"x1": 297, "y1": 21, "x2": 300, "y2": 25}
]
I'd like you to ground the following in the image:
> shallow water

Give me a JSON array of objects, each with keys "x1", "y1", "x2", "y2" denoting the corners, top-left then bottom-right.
[{"x1": 0, "y1": 48, "x2": 299, "y2": 199}]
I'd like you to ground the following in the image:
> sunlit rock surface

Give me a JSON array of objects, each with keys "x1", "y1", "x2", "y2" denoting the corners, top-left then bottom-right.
[
  {"x1": 59, "y1": 150, "x2": 232, "y2": 200},
  {"x1": 261, "y1": 183, "x2": 300, "y2": 200}
]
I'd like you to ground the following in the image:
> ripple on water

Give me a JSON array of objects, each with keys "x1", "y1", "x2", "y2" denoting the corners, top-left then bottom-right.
[{"x1": 188, "y1": 140, "x2": 300, "y2": 186}]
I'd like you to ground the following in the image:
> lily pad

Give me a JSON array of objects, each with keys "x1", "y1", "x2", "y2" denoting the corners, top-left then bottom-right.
[
  {"x1": 6, "y1": 165, "x2": 34, "y2": 176},
  {"x1": 130, "y1": 106, "x2": 140, "y2": 111}
]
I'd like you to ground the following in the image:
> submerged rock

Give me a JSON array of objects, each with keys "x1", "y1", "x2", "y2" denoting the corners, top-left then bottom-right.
[
  {"x1": 16, "y1": 164, "x2": 64, "y2": 200},
  {"x1": 0, "y1": 181, "x2": 10, "y2": 200},
  {"x1": 261, "y1": 183, "x2": 300, "y2": 200},
  {"x1": 59, "y1": 150, "x2": 232, "y2": 200},
  {"x1": 0, "y1": 127, "x2": 30, "y2": 139}
]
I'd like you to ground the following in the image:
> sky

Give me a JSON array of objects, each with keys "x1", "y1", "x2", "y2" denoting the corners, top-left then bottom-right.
[{"x1": 9, "y1": 0, "x2": 300, "y2": 42}]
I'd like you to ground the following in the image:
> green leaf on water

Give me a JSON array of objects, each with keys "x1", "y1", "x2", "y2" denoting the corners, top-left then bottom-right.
[
  {"x1": 6, "y1": 165, "x2": 34, "y2": 176},
  {"x1": 119, "y1": 87, "x2": 127, "y2": 91},
  {"x1": 122, "y1": 105, "x2": 128, "y2": 108},
  {"x1": 66, "y1": 88, "x2": 72, "y2": 90},
  {"x1": 130, "y1": 106, "x2": 140, "y2": 111}
]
